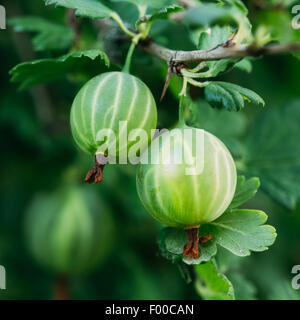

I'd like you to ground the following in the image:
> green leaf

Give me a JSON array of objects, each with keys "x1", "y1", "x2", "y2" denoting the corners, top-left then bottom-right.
[
  {"x1": 197, "y1": 26, "x2": 239, "y2": 77},
  {"x1": 157, "y1": 227, "x2": 217, "y2": 265},
  {"x1": 136, "y1": 5, "x2": 183, "y2": 26},
  {"x1": 241, "y1": 102, "x2": 300, "y2": 209},
  {"x1": 10, "y1": 49, "x2": 111, "y2": 90},
  {"x1": 229, "y1": 176, "x2": 260, "y2": 209},
  {"x1": 157, "y1": 228, "x2": 182, "y2": 263},
  {"x1": 215, "y1": 247, "x2": 257, "y2": 299},
  {"x1": 195, "y1": 261, "x2": 235, "y2": 300},
  {"x1": 44, "y1": 0, "x2": 113, "y2": 19},
  {"x1": 158, "y1": 208, "x2": 276, "y2": 264},
  {"x1": 204, "y1": 81, "x2": 265, "y2": 111},
  {"x1": 226, "y1": 1, "x2": 252, "y2": 44},
  {"x1": 256, "y1": 10, "x2": 300, "y2": 45},
  {"x1": 234, "y1": 58, "x2": 252, "y2": 73},
  {"x1": 183, "y1": 3, "x2": 230, "y2": 27},
  {"x1": 215, "y1": 246, "x2": 242, "y2": 273},
  {"x1": 164, "y1": 228, "x2": 186, "y2": 255},
  {"x1": 200, "y1": 209, "x2": 277, "y2": 256},
  {"x1": 110, "y1": 0, "x2": 176, "y2": 9},
  {"x1": 9, "y1": 16, "x2": 74, "y2": 52},
  {"x1": 184, "y1": 1, "x2": 252, "y2": 45}
]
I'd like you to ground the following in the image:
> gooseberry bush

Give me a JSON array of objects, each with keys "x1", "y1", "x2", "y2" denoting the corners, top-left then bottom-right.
[{"x1": 9, "y1": 0, "x2": 300, "y2": 300}]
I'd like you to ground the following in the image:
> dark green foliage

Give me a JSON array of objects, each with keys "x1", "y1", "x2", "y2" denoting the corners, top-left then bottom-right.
[
  {"x1": 204, "y1": 81, "x2": 265, "y2": 111},
  {"x1": 9, "y1": 16, "x2": 74, "y2": 52},
  {"x1": 2, "y1": 0, "x2": 300, "y2": 300},
  {"x1": 10, "y1": 50, "x2": 111, "y2": 90}
]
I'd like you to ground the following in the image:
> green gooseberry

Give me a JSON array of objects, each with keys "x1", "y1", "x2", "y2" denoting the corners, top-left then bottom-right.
[
  {"x1": 136, "y1": 125, "x2": 237, "y2": 258},
  {"x1": 70, "y1": 71, "x2": 157, "y2": 183},
  {"x1": 25, "y1": 185, "x2": 114, "y2": 275}
]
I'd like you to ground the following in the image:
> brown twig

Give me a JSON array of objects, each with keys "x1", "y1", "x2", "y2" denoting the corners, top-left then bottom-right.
[{"x1": 140, "y1": 38, "x2": 300, "y2": 63}]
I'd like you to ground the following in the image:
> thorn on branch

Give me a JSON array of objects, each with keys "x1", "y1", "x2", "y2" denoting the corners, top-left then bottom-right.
[
  {"x1": 160, "y1": 64, "x2": 172, "y2": 102},
  {"x1": 221, "y1": 30, "x2": 238, "y2": 48},
  {"x1": 160, "y1": 59, "x2": 188, "y2": 101}
]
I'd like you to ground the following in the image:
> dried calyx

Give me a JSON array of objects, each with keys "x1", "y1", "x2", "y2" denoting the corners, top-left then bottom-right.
[
  {"x1": 183, "y1": 227, "x2": 212, "y2": 259},
  {"x1": 85, "y1": 154, "x2": 108, "y2": 184}
]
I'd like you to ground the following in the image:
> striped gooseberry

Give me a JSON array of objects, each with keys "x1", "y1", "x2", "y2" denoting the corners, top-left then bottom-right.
[
  {"x1": 70, "y1": 71, "x2": 157, "y2": 183},
  {"x1": 136, "y1": 125, "x2": 237, "y2": 259},
  {"x1": 25, "y1": 185, "x2": 114, "y2": 275}
]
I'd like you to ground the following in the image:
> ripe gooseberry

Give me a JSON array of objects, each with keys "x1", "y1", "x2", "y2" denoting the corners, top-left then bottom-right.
[
  {"x1": 136, "y1": 125, "x2": 237, "y2": 259},
  {"x1": 70, "y1": 71, "x2": 157, "y2": 183}
]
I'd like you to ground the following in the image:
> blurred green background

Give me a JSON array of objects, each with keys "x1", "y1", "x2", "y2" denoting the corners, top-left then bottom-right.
[{"x1": 0, "y1": 0, "x2": 300, "y2": 299}]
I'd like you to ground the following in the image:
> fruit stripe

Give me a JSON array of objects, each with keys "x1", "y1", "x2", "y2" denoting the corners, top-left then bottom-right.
[
  {"x1": 91, "y1": 73, "x2": 116, "y2": 141},
  {"x1": 203, "y1": 132, "x2": 236, "y2": 222},
  {"x1": 117, "y1": 76, "x2": 138, "y2": 155},
  {"x1": 103, "y1": 73, "x2": 123, "y2": 134},
  {"x1": 71, "y1": 72, "x2": 157, "y2": 156},
  {"x1": 137, "y1": 129, "x2": 237, "y2": 228},
  {"x1": 71, "y1": 106, "x2": 95, "y2": 154}
]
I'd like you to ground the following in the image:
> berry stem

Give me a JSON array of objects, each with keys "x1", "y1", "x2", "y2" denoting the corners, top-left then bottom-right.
[
  {"x1": 123, "y1": 42, "x2": 136, "y2": 74},
  {"x1": 111, "y1": 12, "x2": 136, "y2": 38},
  {"x1": 178, "y1": 94, "x2": 187, "y2": 127},
  {"x1": 123, "y1": 34, "x2": 143, "y2": 74}
]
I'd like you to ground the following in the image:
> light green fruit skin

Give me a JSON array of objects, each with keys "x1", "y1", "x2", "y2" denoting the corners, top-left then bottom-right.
[
  {"x1": 70, "y1": 71, "x2": 157, "y2": 158},
  {"x1": 25, "y1": 186, "x2": 113, "y2": 275},
  {"x1": 136, "y1": 126, "x2": 237, "y2": 228}
]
